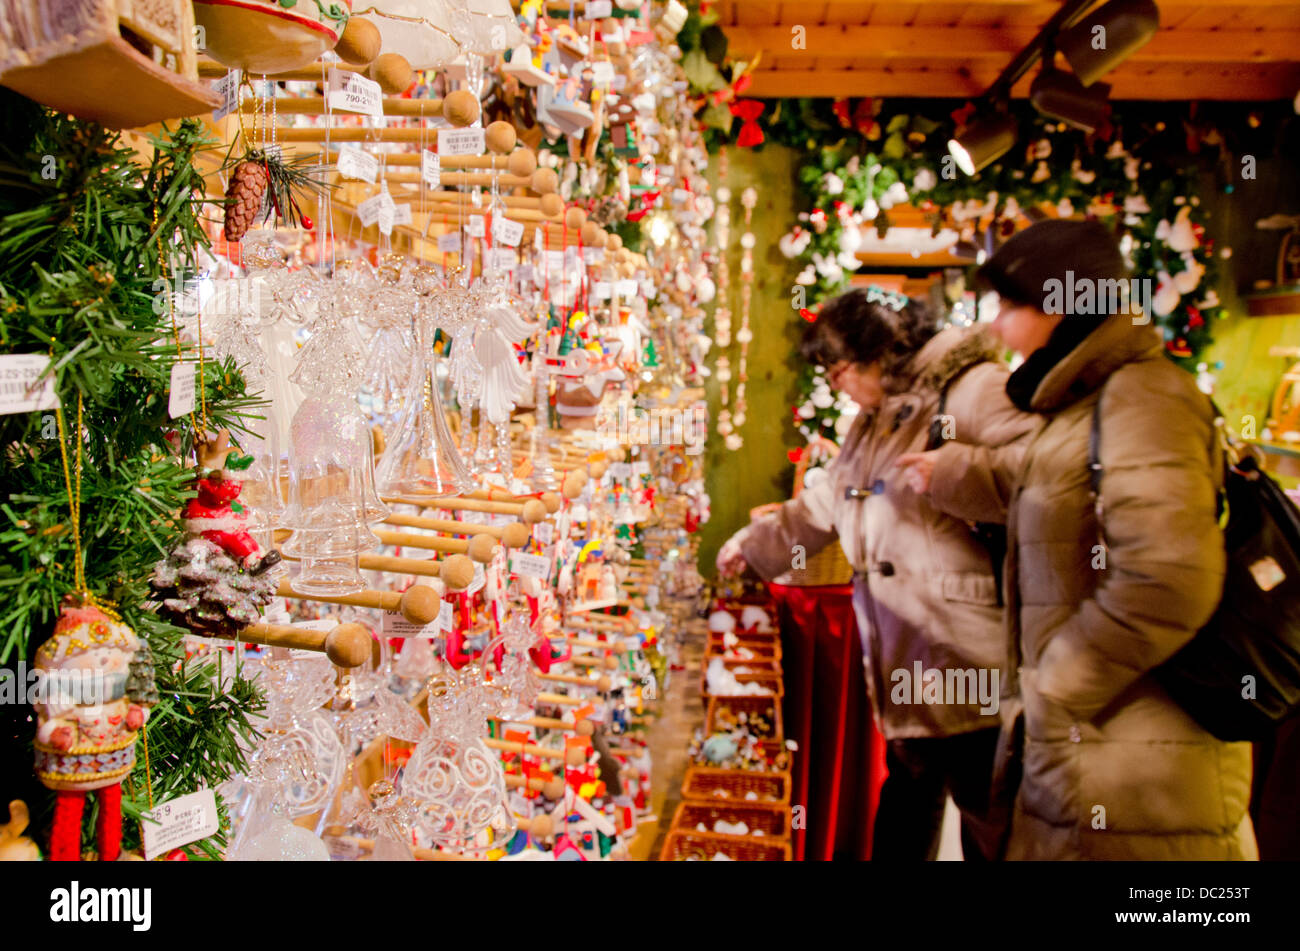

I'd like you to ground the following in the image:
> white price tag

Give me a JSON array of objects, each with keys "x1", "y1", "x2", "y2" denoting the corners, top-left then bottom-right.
[
  {"x1": 292, "y1": 618, "x2": 336, "y2": 632},
  {"x1": 337, "y1": 145, "x2": 378, "y2": 183},
  {"x1": 261, "y1": 599, "x2": 290, "y2": 626},
  {"x1": 212, "y1": 69, "x2": 242, "y2": 121},
  {"x1": 582, "y1": 246, "x2": 605, "y2": 265},
  {"x1": 140, "y1": 789, "x2": 220, "y2": 860},
  {"x1": 381, "y1": 609, "x2": 436, "y2": 638},
  {"x1": 486, "y1": 248, "x2": 518, "y2": 271},
  {"x1": 438, "y1": 127, "x2": 486, "y2": 156},
  {"x1": 632, "y1": 460, "x2": 651, "y2": 477},
  {"x1": 533, "y1": 521, "x2": 555, "y2": 545},
  {"x1": 466, "y1": 214, "x2": 486, "y2": 238},
  {"x1": 545, "y1": 249, "x2": 567, "y2": 271},
  {"x1": 378, "y1": 204, "x2": 395, "y2": 235},
  {"x1": 421, "y1": 149, "x2": 441, "y2": 187},
  {"x1": 609, "y1": 462, "x2": 633, "y2": 479},
  {"x1": 585, "y1": 0, "x2": 613, "y2": 17},
  {"x1": 168, "y1": 362, "x2": 196, "y2": 419},
  {"x1": 392, "y1": 203, "x2": 413, "y2": 226},
  {"x1": 592, "y1": 281, "x2": 612, "y2": 300},
  {"x1": 437, "y1": 232, "x2": 462, "y2": 254},
  {"x1": 437, "y1": 600, "x2": 454, "y2": 632},
  {"x1": 465, "y1": 564, "x2": 486, "y2": 596},
  {"x1": 327, "y1": 67, "x2": 384, "y2": 117},
  {"x1": 492, "y1": 216, "x2": 524, "y2": 247},
  {"x1": 356, "y1": 193, "x2": 385, "y2": 227},
  {"x1": 616, "y1": 279, "x2": 639, "y2": 297},
  {"x1": 0, "y1": 354, "x2": 60, "y2": 415},
  {"x1": 511, "y1": 552, "x2": 551, "y2": 579}
]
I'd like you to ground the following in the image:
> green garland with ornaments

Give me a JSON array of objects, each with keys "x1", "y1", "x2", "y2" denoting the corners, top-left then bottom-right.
[{"x1": 720, "y1": 97, "x2": 1292, "y2": 445}]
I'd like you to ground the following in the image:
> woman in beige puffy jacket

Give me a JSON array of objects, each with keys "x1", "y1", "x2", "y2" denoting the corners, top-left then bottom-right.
[
  {"x1": 717, "y1": 287, "x2": 1037, "y2": 860},
  {"x1": 906, "y1": 220, "x2": 1256, "y2": 860}
]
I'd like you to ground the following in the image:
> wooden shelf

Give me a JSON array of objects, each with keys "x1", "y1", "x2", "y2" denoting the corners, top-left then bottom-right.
[{"x1": 1245, "y1": 286, "x2": 1300, "y2": 317}]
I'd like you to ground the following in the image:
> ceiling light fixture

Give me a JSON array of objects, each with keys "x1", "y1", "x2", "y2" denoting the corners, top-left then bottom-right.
[
  {"x1": 1030, "y1": 63, "x2": 1112, "y2": 132},
  {"x1": 948, "y1": 111, "x2": 1018, "y2": 176},
  {"x1": 1056, "y1": 0, "x2": 1160, "y2": 87}
]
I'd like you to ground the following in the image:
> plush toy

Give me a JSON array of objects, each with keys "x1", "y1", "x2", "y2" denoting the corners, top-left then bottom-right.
[{"x1": 34, "y1": 596, "x2": 155, "y2": 861}]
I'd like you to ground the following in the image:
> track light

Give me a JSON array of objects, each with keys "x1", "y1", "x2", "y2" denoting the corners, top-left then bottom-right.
[
  {"x1": 1030, "y1": 65, "x2": 1112, "y2": 132},
  {"x1": 1056, "y1": 0, "x2": 1160, "y2": 87},
  {"x1": 948, "y1": 112, "x2": 1018, "y2": 177}
]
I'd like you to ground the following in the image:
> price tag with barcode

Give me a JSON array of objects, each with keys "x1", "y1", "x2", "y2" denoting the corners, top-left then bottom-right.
[
  {"x1": 616, "y1": 279, "x2": 639, "y2": 297},
  {"x1": 582, "y1": 246, "x2": 605, "y2": 265},
  {"x1": 168, "y1": 362, "x2": 196, "y2": 419},
  {"x1": 511, "y1": 552, "x2": 551, "y2": 579},
  {"x1": 492, "y1": 216, "x2": 524, "y2": 247},
  {"x1": 438, "y1": 232, "x2": 462, "y2": 254},
  {"x1": 0, "y1": 354, "x2": 60, "y2": 415},
  {"x1": 438, "y1": 127, "x2": 485, "y2": 156},
  {"x1": 486, "y1": 248, "x2": 518, "y2": 271},
  {"x1": 592, "y1": 281, "x2": 612, "y2": 300},
  {"x1": 421, "y1": 149, "x2": 441, "y2": 187},
  {"x1": 609, "y1": 462, "x2": 633, "y2": 479},
  {"x1": 466, "y1": 214, "x2": 486, "y2": 238},
  {"x1": 357, "y1": 193, "x2": 386, "y2": 227},
  {"x1": 465, "y1": 564, "x2": 486, "y2": 596},
  {"x1": 212, "y1": 69, "x2": 242, "y2": 121},
  {"x1": 533, "y1": 521, "x2": 555, "y2": 545},
  {"x1": 337, "y1": 145, "x2": 378, "y2": 183},
  {"x1": 437, "y1": 600, "x2": 454, "y2": 632},
  {"x1": 392, "y1": 203, "x2": 413, "y2": 226},
  {"x1": 140, "y1": 789, "x2": 220, "y2": 860},
  {"x1": 328, "y1": 68, "x2": 384, "y2": 117},
  {"x1": 381, "y1": 610, "x2": 435, "y2": 638}
]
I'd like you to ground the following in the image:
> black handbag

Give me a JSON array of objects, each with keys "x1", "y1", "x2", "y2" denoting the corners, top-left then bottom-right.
[{"x1": 1089, "y1": 398, "x2": 1300, "y2": 741}]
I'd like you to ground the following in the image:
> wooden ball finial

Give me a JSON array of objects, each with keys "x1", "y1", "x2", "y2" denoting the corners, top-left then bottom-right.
[
  {"x1": 606, "y1": 234, "x2": 623, "y2": 251},
  {"x1": 539, "y1": 192, "x2": 564, "y2": 218},
  {"x1": 530, "y1": 167, "x2": 558, "y2": 195},
  {"x1": 439, "y1": 554, "x2": 475, "y2": 591},
  {"x1": 588, "y1": 459, "x2": 608, "y2": 479},
  {"x1": 467, "y1": 533, "x2": 499, "y2": 562},
  {"x1": 507, "y1": 147, "x2": 537, "y2": 177},
  {"x1": 501, "y1": 522, "x2": 532, "y2": 549},
  {"x1": 565, "y1": 745, "x2": 588, "y2": 767},
  {"x1": 581, "y1": 220, "x2": 602, "y2": 245},
  {"x1": 335, "y1": 17, "x2": 382, "y2": 65},
  {"x1": 540, "y1": 492, "x2": 562, "y2": 514},
  {"x1": 521, "y1": 499, "x2": 548, "y2": 524},
  {"x1": 486, "y1": 120, "x2": 517, "y2": 154},
  {"x1": 368, "y1": 53, "x2": 413, "y2": 95},
  {"x1": 543, "y1": 778, "x2": 566, "y2": 799},
  {"x1": 528, "y1": 813, "x2": 554, "y2": 839},
  {"x1": 561, "y1": 469, "x2": 587, "y2": 499},
  {"x1": 325, "y1": 623, "x2": 372, "y2": 668},
  {"x1": 565, "y1": 206, "x2": 588, "y2": 230},
  {"x1": 442, "y1": 89, "x2": 481, "y2": 127},
  {"x1": 575, "y1": 718, "x2": 595, "y2": 736},
  {"x1": 399, "y1": 585, "x2": 442, "y2": 624}
]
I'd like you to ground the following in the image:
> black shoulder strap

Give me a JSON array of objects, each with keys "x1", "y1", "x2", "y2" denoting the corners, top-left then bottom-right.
[
  {"x1": 1088, "y1": 392, "x2": 1104, "y2": 496},
  {"x1": 925, "y1": 361, "x2": 983, "y2": 452}
]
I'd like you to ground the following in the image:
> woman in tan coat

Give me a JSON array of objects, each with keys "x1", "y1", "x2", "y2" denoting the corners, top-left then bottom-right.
[
  {"x1": 717, "y1": 287, "x2": 1036, "y2": 860},
  {"x1": 904, "y1": 219, "x2": 1256, "y2": 860}
]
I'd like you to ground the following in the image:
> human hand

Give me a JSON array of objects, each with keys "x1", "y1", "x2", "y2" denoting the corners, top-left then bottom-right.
[
  {"x1": 895, "y1": 450, "x2": 940, "y2": 494},
  {"x1": 715, "y1": 535, "x2": 749, "y2": 577}
]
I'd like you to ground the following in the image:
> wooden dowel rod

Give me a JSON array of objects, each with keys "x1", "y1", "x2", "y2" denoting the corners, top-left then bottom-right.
[
  {"x1": 489, "y1": 715, "x2": 573, "y2": 731},
  {"x1": 505, "y1": 773, "x2": 555, "y2": 793},
  {"x1": 372, "y1": 528, "x2": 499, "y2": 562},
  {"x1": 569, "y1": 653, "x2": 618, "y2": 669},
  {"x1": 538, "y1": 671, "x2": 611, "y2": 690},
  {"x1": 239, "y1": 96, "x2": 444, "y2": 117},
  {"x1": 275, "y1": 580, "x2": 443, "y2": 624},
  {"x1": 537, "y1": 691, "x2": 582, "y2": 706},
  {"x1": 240, "y1": 621, "x2": 372, "y2": 667},
  {"x1": 483, "y1": 736, "x2": 565, "y2": 761},
  {"x1": 386, "y1": 495, "x2": 531, "y2": 518},
  {"x1": 384, "y1": 511, "x2": 524, "y2": 542},
  {"x1": 557, "y1": 636, "x2": 626, "y2": 653},
  {"x1": 357, "y1": 553, "x2": 461, "y2": 587},
  {"x1": 197, "y1": 58, "x2": 363, "y2": 79}
]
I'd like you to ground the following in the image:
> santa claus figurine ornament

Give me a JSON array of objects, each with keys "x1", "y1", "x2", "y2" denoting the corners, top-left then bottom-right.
[
  {"x1": 152, "y1": 430, "x2": 282, "y2": 637},
  {"x1": 33, "y1": 595, "x2": 155, "y2": 861}
]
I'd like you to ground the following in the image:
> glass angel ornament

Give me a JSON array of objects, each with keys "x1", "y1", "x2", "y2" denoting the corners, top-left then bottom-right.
[
  {"x1": 374, "y1": 312, "x2": 474, "y2": 499},
  {"x1": 403, "y1": 665, "x2": 515, "y2": 854},
  {"x1": 281, "y1": 310, "x2": 390, "y2": 595}
]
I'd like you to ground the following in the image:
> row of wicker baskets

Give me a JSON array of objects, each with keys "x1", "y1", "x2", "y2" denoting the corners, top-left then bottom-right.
[{"x1": 661, "y1": 615, "x2": 793, "y2": 861}]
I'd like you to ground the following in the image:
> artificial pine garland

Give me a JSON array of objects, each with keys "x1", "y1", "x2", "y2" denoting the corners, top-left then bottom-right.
[{"x1": 0, "y1": 89, "x2": 265, "y2": 857}]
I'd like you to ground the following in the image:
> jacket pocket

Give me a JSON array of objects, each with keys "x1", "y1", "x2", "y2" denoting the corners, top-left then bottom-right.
[{"x1": 941, "y1": 571, "x2": 1000, "y2": 606}]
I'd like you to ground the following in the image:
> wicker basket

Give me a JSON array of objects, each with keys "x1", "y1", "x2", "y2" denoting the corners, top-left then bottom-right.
[
  {"x1": 681, "y1": 766, "x2": 791, "y2": 806},
  {"x1": 749, "y1": 437, "x2": 854, "y2": 587},
  {"x1": 659, "y1": 829, "x2": 791, "y2": 861},
  {"x1": 705, "y1": 694, "x2": 784, "y2": 744},
  {"x1": 671, "y1": 801, "x2": 792, "y2": 841}
]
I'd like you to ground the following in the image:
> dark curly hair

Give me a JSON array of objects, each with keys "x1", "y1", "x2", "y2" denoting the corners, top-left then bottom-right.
[{"x1": 801, "y1": 289, "x2": 940, "y2": 392}]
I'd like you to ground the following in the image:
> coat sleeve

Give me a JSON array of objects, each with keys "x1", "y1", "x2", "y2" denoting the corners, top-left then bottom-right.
[
  {"x1": 737, "y1": 441, "x2": 846, "y2": 581},
  {"x1": 926, "y1": 361, "x2": 1040, "y2": 524},
  {"x1": 1034, "y1": 372, "x2": 1226, "y2": 722}
]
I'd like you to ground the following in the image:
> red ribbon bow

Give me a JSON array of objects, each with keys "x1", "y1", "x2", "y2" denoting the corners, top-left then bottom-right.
[{"x1": 730, "y1": 100, "x2": 766, "y2": 148}]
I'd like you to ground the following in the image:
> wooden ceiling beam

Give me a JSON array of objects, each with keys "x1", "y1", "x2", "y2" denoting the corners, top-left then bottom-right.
[
  {"x1": 724, "y1": 25, "x2": 1300, "y2": 64},
  {"x1": 743, "y1": 65, "x2": 1300, "y2": 99}
]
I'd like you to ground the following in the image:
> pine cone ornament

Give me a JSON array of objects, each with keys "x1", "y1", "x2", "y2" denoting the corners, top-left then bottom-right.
[{"x1": 224, "y1": 160, "x2": 269, "y2": 242}]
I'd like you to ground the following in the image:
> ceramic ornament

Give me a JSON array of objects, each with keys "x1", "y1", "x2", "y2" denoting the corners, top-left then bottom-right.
[{"x1": 193, "y1": 0, "x2": 352, "y2": 74}]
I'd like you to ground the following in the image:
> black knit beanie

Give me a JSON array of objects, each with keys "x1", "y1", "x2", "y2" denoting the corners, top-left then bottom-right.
[{"x1": 976, "y1": 218, "x2": 1129, "y2": 314}]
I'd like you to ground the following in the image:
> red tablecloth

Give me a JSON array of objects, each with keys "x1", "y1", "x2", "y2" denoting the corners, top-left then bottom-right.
[{"x1": 768, "y1": 582, "x2": 887, "y2": 861}]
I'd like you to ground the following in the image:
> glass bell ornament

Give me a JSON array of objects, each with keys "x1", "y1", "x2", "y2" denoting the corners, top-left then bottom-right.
[
  {"x1": 374, "y1": 317, "x2": 474, "y2": 499},
  {"x1": 281, "y1": 311, "x2": 389, "y2": 595}
]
